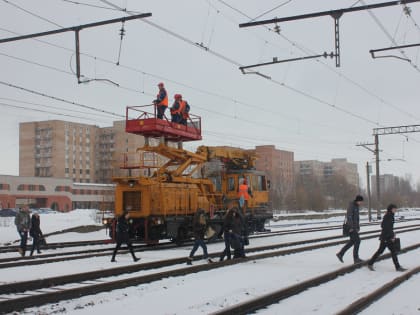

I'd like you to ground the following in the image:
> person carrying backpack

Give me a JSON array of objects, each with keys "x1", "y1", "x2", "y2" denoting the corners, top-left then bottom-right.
[{"x1": 336, "y1": 195, "x2": 364, "y2": 264}]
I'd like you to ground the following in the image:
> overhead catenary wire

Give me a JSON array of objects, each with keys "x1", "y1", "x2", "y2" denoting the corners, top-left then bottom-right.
[
  {"x1": 0, "y1": 24, "x2": 369, "y2": 139},
  {"x1": 98, "y1": 0, "x2": 387, "y2": 128},
  {"x1": 360, "y1": 0, "x2": 420, "y2": 72},
  {"x1": 2, "y1": 0, "x2": 62, "y2": 28},
  {"x1": 8, "y1": 0, "x2": 412, "y2": 133},
  {"x1": 2, "y1": 1, "x2": 419, "y2": 146},
  {"x1": 213, "y1": 0, "x2": 420, "y2": 122},
  {"x1": 0, "y1": 80, "x2": 125, "y2": 118}
]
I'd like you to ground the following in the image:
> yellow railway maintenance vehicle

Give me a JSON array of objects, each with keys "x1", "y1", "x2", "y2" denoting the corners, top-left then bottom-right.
[{"x1": 107, "y1": 105, "x2": 272, "y2": 244}]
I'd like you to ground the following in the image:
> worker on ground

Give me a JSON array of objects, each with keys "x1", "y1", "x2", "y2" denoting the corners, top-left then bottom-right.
[
  {"x1": 170, "y1": 94, "x2": 187, "y2": 125},
  {"x1": 238, "y1": 178, "x2": 252, "y2": 213},
  {"x1": 111, "y1": 211, "x2": 140, "y2": 263},
  {"x1": 336, "y1": 195, "x2": 364, "y2": 264},
  {"x1": 367, "y1": 204, "x2": 407, "y2": 272},
  {"x1": 187, "y1": 208, "x2": 213, "y2": 265},
  {"x1": 153, "y1": 82, "x2": 168, "y2": 119},
  {"x1": 14, "y1": 205, "x2": 30, "y2": 257},
  {"x1": 29, "y1": 212, "x2": 44, "y2": 256}
]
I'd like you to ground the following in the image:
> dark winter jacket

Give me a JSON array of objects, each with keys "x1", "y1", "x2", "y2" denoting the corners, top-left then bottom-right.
[
  {"x1": 346, "y1": 201, "x2": 360, "y2": 232},
  {"x1": 193, "y1": 210, "x2": 207, "y2": 240},
  {"x1": 30, "y1": 215, "x2": 42, "y2": 238},
  {"x1": 231, "y1": 210, "x2": 246, "y2": 236},
  {"x1": 115, "y1": 215, "x2": 130, "y2": 242},
  {"x1": 380, "y1": 211, "x2": 395, "y2": 241},
  {"x1": 15, "y1": 209, "x2": 30, "y2": 231}
]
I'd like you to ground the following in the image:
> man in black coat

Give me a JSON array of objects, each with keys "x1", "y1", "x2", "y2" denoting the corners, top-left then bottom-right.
[
  {"x1": 336, "y1": 195, "x2": 364, "y2": 264},
  {"x1": 29, "y1": 213, "x2": 44, "y2": 256},
  {"x1": 111, "y1": 212, "x2": 140, "y2": 262},
  {"x1": 367, "y1": 204, "x2": 406, "y2": 272}
]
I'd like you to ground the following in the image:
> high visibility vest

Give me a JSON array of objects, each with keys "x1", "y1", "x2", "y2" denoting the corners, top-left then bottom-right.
[
  {"x1": 157, "y1": 89, "x2": 168, "y2": 107},
  {"x1": 238, "y1": 184, "x2": 250, "y2": 200},
  {"x1": 172, "y1": 100, "x2": 185, "y2": 115}
]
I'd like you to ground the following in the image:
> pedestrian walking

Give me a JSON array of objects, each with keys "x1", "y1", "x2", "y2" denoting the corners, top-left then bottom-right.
[
  {"x1": 219, "y1": 208, "x2": 234, "y2": 261},
  {"x1": 29, "y1": 213, "x2": 44, "y2": 256},
  {"x1": 367, "y1": 204, "x2": 407, "y2": 272},
  {"x1": 230, "y1": 207, "x2": 247, "y2": 259},
  {"x1": 336, "y1": 195, "x2": 364, "y2": 264},
  {"x1": 111, "y1": 212, "x2": 140, "y2": 262},
  {"x1": 14, "y1": 205, "x2": 30, "y2": 257},
  {"x1": 187, "y1": 209, "x2": 213, "y2": 265}
]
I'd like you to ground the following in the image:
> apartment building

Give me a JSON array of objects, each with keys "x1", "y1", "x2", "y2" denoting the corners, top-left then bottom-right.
[
  {"x1": 255, "y1": 145, "x2": 294, "y2": 209},
  {"x1": 19, "y1": 120, "x2": 145, "y2": 183},
  {"x1": 295, "y1": 158, "x2": 359, "y2": 188}
]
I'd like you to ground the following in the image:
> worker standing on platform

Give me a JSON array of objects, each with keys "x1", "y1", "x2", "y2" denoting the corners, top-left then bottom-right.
[
  {"x1": 153, "y1": 82, "x2": 168, "y2": 119},
  {"x1": 181, "y1": 99, "x2": 190, "y2": 126},
  {"x1": 170, "y1": 94, "x2": 184, "y2": 124}
]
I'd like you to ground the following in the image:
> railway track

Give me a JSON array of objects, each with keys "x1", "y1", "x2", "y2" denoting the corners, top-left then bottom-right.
[
  {"x1": 1, "y1": 222, "x2": 419, "y2": 269},
  {"x1": 336, "y1": 265, "x2": 420, "y2": 314},
  {"x1": 209, "y1": 244, "x2": 420, "y2": 315},
  {"x1": 0, "y1": 225, "x2": 419, "y2": 314},
  {"x1": 2, "y1": 217, "x2": 418, "y2": 254}
]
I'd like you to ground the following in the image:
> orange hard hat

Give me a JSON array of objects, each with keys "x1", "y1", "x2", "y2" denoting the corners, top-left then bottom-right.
[{"x1": 158, "y1": 82, "x2": 164, "y2": 87}]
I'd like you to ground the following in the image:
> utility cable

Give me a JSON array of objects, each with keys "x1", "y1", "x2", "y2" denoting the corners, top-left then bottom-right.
[
  {"x1": 2, "y1": 2, "x2": 416, "y2": 142},
  {"x1": 0, "y1": 80, "x2": 124, "y2": 118},
  {"x1": 0, "y1": 101, "x2": 110, "y2": 123},
  {"x1": 361, "y1": 0, "x2": 420, "y2": 72},
  {"x1": 98, "y1": 0, "x2": 387, "y2": 127},
  {"x1": 2, "y1": 0, "x2": 62, "y2": 28},
  {"x1": 214, "y1": 0, "x2": 420, "y2": 121},
  {"x1": 249, "y1": 0, "x2": 293, "y2": 22},
  {"x1": 0, "y1": 96, "x2": 114, "y2": 119}
]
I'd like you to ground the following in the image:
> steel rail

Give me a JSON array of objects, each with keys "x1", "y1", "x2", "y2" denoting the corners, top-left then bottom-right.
[{"x1": 0, "y1": 226, "x2": 419, "y2": 314}]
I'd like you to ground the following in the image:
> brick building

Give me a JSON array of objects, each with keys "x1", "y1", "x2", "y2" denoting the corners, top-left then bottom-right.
[
  {"x1": 19, "y1": 120, "x2": 145, "y2": 184},
  {"x1": 255, "y1": 145, "x2": 294, "y2": 209}
]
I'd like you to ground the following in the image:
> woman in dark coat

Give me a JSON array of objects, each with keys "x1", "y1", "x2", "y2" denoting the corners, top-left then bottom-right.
[
  {"x1": 367, "y1": 204, "x2": 406, "y2": 272},
  {"x1": 111, "y1": 212, "x2": 140, "y2": 262},
  {"x1": 30, "y1": 213, "x2": 43, "y2": 256},
  {"x1": 187, "y1": 209, "x2": 213, "y2": 265}
]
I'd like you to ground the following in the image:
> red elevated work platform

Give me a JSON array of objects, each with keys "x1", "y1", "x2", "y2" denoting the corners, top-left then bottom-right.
[{"x1": 125, "y1": 105, "x2": 202, "y2": 141}]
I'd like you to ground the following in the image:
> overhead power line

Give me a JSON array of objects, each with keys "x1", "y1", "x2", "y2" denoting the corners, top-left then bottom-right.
[
  {"x1": 0, "y1": 80, "x2": 124, "y2": 118},
  {"x1": 0, "y1": 13, "x2": 152, "y2": 83},
  {"x1": 213, "y1": 0, "x2": 420, "y2": 121},
  {"x1": 98, "y1": 0, "x2": 386, "y2": 127},
  {"x1": 239, "y1": 0, "x2": 420, "y2": 68}
]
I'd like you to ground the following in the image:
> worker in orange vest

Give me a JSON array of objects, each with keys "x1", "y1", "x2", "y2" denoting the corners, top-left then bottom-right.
[
  {"x1": 153, "y1": 82, "x2": 168, "y2": 119},
  {"x1": 170, "y1": 94, "x2": 185, "y2": 124},
  {"x1": 238, "y1": 178, "x2": 252, "y2": 212}
]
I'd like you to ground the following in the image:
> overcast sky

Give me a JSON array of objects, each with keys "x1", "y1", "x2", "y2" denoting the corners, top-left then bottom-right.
[{"x1": 1, "y1": 0, "x2": 420, "y2": 188}]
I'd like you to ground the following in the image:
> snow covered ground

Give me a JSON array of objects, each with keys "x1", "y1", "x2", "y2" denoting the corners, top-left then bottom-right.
[{"x1": 1, "y1": 209, "x2": 419, "y2": 314}]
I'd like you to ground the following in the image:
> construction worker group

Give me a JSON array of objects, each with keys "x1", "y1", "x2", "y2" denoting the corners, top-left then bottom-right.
[{"x1": 153, "y1": 82, "x2": 190, "y2": 125}]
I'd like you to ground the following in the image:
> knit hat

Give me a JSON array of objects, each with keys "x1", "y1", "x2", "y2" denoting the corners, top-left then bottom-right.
[
  {"x1": 387, "y1": 203, "x2": 397, "y2": 212},
  {"x1": 355, "y1": 195, "x2": 364, "y2": 202}
]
